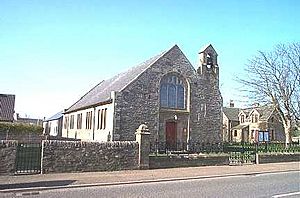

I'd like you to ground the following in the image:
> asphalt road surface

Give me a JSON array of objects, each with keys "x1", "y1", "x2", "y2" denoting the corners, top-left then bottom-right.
[{"x1": 3, "y1": 171, "x2": 300, "y2": 198}]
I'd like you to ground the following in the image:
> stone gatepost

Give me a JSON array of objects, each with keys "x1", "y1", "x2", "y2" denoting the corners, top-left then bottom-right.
[{"x1": 135, "y1": 124, "x2": 151, "y2": 169}]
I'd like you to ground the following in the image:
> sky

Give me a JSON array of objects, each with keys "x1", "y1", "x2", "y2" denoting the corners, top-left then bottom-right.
[{"x1": 0, "y1": 0, "x2": 299, "y2": 119}]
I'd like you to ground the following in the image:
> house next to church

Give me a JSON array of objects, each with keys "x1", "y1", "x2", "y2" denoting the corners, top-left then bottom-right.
[
  {"x1": 222, "y1": 101, "x2": 240, "y2": 142},
  {"x1": 62, "y1": 44, "x2": 223, "y2": 150},
  {"x1": 231, "y1": 105, "x2": 285, "y2": 143},
  {"x1": 43, "y1": 111, "x2": 63, "y2": 137}
]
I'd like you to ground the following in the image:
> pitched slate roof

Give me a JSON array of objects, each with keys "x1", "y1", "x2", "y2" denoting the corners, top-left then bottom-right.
[
  {"x1": 45, "y1": 111, "x2": 63, "y2": 121},
  {"x1": 238, "y1": 105, "x2": 275, "y2": 121},
  {"x1": 65, "y1": 46, "x2": 174, "y2": 113},
  {"x1": 0, "y1": 94, "x2": 15, "y2": 122},
  {"x1": 223, "y1": 107, "x2": 240, "y2": 121},
  {"x1": 252, "y1": 105, "x2": 275, "y2": 121}
]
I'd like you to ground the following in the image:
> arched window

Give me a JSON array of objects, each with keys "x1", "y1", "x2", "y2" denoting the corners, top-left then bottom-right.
[{"x1": 160, "y1": 74, "x2": 186, "y2": 109}]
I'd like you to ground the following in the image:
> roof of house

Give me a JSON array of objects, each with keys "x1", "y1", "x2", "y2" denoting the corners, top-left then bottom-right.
[
  {"x1": 0, "y1": 94, "x2": 15, "y2": 122},
  {"x1": 239, "y1": 108, "x2": 252, "y2": 117},
  {"x1": 238, "y1": 105, "x2": 275, "y2": 121},
  {"x1": 251, "y1": 105, "x2": 275, "y2": 121},
  {"x1": 45, "y1": 111, "x2": 63, "y2": 121},
  {"x1": 223, "y1": 107, "x2": 240, "y2": 121},
  {"x1": 65, "y1": 45, "x2": 176, "y2": 113}
]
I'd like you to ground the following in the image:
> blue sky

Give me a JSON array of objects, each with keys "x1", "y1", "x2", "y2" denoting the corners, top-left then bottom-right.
[{"x1": 0, "y1": 0, "x2": 299, "y2": 118}]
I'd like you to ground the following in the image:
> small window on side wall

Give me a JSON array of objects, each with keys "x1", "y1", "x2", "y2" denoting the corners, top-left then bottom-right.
[{"x1": 234, "y1": 130, "x2": 237, "y2": 137}]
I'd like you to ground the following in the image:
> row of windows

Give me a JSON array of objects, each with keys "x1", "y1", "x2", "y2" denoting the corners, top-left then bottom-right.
[
  {"x1": 233, "y1": 130, "x2": 275, "y2": 141},
  {"x1": 240, "y1": 114, "x2": 274, "y2": 124},
  {"x1": 240, "y1": 114, "x2": 259, "y2": 123},
  {"x1": 64, "y1": 108, "x2": 108, "y2": 130}
]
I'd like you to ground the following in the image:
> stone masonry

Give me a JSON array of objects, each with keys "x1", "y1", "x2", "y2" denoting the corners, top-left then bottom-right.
[
  {"x1": 113, "y1": 45, "x2": 222, "y2": 145},
  {"x1": 41, "y1": 140, "x2": 139, "y2": 173},
  {"x1": 0, "y1": 140, "x2": 17, "y2": 175}
]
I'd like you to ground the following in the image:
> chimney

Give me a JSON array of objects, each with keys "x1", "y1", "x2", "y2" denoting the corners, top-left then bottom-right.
[{"x1": 229, "y1": 100, "x2": 234, "y2": 108}]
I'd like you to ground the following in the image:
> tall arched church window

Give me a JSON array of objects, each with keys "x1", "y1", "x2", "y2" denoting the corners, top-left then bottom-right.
[
  {"x1": 160, "y1": 74, "x2": 186, "y2": 109},
  {"x1": 160, "y1": 84, "x2": 168, "y2": 107}
]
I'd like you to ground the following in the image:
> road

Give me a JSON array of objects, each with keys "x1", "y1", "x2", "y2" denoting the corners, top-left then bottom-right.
[{"x1": 2, "y1": 171, "x2": 300, "y2": 198}]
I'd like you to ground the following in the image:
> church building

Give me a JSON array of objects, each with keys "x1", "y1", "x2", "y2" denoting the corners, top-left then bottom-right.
[{"x1": 62, "y1": 44, "x2": 223, "y2": 149}]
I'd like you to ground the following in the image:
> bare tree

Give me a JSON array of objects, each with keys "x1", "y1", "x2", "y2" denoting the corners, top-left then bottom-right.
[{"x1": 240, "y1": 42, "x2": 300, "y2": 146}]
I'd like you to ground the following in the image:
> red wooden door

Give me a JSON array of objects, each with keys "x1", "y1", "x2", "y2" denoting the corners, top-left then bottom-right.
[{"x1": 166, "y1": 122, "x2": 177, "y2": 150}]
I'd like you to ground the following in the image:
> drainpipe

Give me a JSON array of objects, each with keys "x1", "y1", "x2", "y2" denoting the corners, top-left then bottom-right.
[
  {"x1": 187, "y1": 114, "x2": 190, "y2": 151},
  {"x1": 92, "y1": 107, "x2": 96, "y2": 141}
]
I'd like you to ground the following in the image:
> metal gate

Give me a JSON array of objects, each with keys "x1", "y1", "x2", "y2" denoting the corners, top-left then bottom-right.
[
  {"x1": 229, "y1": 151, "x2": 256, "y2": 165},
  {"x1": 15, "y1": 143, "x2": 42, "y2": 174},
  {"x1": 227, "y1": 145, "x2": 256, "y2": 165}
]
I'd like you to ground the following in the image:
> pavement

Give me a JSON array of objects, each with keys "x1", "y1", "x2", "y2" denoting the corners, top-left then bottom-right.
[{"x1": 0, "y1": 162, "x2": 299, "y2": 193}]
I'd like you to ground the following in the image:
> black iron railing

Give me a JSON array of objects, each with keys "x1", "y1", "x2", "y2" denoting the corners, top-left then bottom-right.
[{"x1": 150, "y1": 141, "x2": 300, "y2": 155}]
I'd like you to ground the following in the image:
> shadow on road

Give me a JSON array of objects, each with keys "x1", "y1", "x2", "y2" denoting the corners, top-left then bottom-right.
[{"x1": 0, "y1": 180, "x2": 77, "y2": 190}]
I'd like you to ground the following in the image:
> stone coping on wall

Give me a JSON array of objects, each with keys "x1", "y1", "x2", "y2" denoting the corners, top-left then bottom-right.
[
  {"x1": 42, "y1": 140, "x2": 138, "y2": 148},
  {"x1": 0, "y1": 140, "x2": 18, "y2": 147}
]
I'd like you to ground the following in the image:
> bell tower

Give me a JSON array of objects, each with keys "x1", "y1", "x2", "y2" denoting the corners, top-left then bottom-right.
[{"x1": 198, "y1": 44, "x2": 219, "y2": 81}]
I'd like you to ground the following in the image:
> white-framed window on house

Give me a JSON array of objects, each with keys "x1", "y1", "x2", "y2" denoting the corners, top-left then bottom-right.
[
  {"x1": 64, "y1": 116, "x2": 69, "y2": 129},
  {"x1": 103, "y1": 108, "x2": 107, "y2": 129},
  {"x1": 160, "y1": 74, "x2": 186, "y2": 109},
  {"x1": 240, "y1": 115, "x2": 245, "y2": 123},
  {"x1": 97, "y1": 109, "x2": 101, "y2": 130},
  {"x1": 70, "y1": 115, "x2": 74, "y2": 129},
  {"x1": 97, "y1": 108, "x2": 107, "y2": 130},
  {"x1": 86, "y1": 111, "x2": 92, "y2": 130},
  {"x1": 251, "y1": 114, "x2": 259, "y2": 123},
  {"x1": 77, "y1": 113, "x2": 82, "y2": 129}
]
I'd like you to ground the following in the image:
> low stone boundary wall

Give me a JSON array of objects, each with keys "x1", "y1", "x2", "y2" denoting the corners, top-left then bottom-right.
[
  {"x1": 42, "y1": 140, "x2": 139, "y2": 173},
  {"x1": 259, "y1": 153, "x2": 300, "y2": 164},
  {"x1": 0, "y1": 132, "x2": 43, "y2": 143},
  {"x1": 0, "y1": 140, "x2": 18, "y2": 175},
  {"x1": 149, "y1": 154, "x2": 229, "y2": 169}
]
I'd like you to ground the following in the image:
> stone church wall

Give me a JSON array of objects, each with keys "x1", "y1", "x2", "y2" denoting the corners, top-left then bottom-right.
[{"x1": 113, "y1": 45, "x2": 222, "y2": 144}]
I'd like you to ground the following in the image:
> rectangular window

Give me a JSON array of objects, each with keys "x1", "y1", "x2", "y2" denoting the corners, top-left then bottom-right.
[
  {"x1": 86, "y1": 111, "x2": 92, "y2": 130},
  {"x1": 251, "y1": 130, "x2": 255, "y2": 139},
  {"x1": 254, "y1": 115, "x2": 258, "y2": 123},
  {"x1": 234, "y1": 130, "x2": 237, "y2": 137},
  {"x1": 77, "y1": 113, "x2": 82, "y2": 129},
  {"x1": 103, "y1": 108, "x2": 107, "y2": 129},
  {"x1": 64, "y1": 116, "x2": 69, "y2": 129},
  {"x1": 70, "y1": 115, "x2": 74, "y2": 129},
  {"x1": 241, "y1": 115, "x2": 245, "y2": 123},
  {"x1": 100, "y1": 109, "x2": 103, "y2": 129},
  {"x1": 97, "y1": 109, "x2": 101, "y2": 130}
]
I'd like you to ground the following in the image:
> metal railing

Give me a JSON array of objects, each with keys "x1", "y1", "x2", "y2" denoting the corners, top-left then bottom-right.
[{"x1": 150, "y1": 141, "x2": 300, "y2": 155}]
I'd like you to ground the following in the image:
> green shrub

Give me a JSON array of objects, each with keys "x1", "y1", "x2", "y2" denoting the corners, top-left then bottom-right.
[{"x1": 0, "y1": 122, "x2": 43, "y2": 134}]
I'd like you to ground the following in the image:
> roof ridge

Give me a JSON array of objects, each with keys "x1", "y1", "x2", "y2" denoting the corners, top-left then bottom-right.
[
  {"x1": 119, "y1": 45, "x2": 177, "y2": 92},
  {"x1": 64, "y1": 45, "x2": 177, "y2": 113}
]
